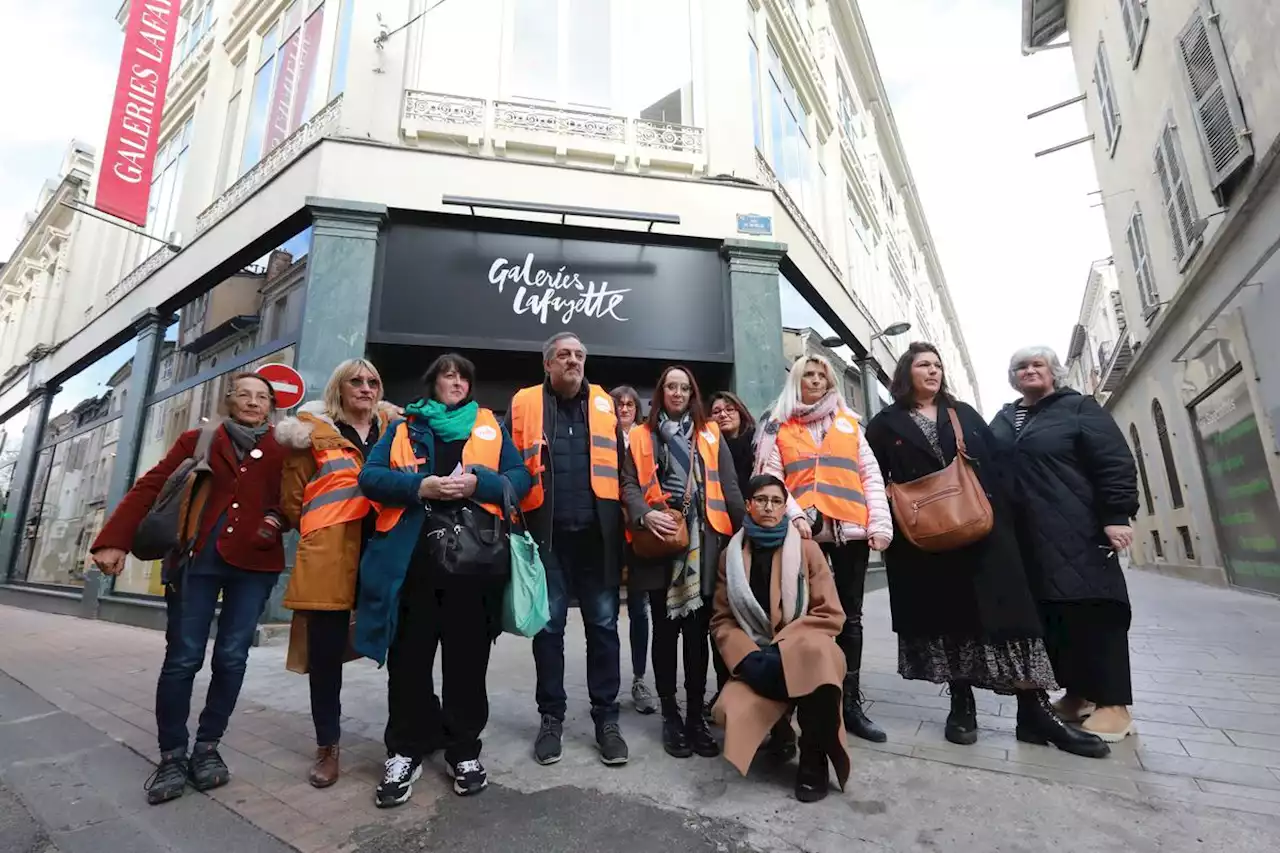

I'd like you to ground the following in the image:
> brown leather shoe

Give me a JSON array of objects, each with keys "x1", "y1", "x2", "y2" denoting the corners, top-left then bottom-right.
[{"x1": 309, "y1": 745, "x2": 340, "y2": 788}]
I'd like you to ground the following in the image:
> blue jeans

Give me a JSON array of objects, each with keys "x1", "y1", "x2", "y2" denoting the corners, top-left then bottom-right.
[
  {"x1": 626, "y1": 582, "x2": 649, "y2": 679},
  {"x1": 155, "y1": 550, "x2": 278, "y2": 754},
  {"x1": 532, "y1": 529, "x2": 621, "y2": 725}
]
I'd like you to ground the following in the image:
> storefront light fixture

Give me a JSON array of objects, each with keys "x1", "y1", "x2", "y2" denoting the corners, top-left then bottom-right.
[
  {"x1": 442, "y1": 195, "x2": 680, "y2": 232},
  {"x1": 820, "y1": 321, "x2": 911, "y2": 352}
]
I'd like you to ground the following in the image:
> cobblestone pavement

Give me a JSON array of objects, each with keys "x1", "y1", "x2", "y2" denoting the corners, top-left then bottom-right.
[{"x1": 1, "y1": 570, "x2": 1279, "y2": 852}]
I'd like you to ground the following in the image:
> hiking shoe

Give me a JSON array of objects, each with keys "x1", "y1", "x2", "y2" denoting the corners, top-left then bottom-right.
[
  {"x1": 145, "y1": 750, "x2": 189, "y2": 805},
  {"x1": 188, "y1": 741, "x2": 231, "y2": 791},
  {"x1": 631, "y1": 677, "x2": 657, "y2": 715},
  {"x1": 596, "y1": 721, "x2": 629, "y2": 766},
  {"x1": 446, "y1": 758, "x2": 488, "y2": 796},
  {"x1": 375, "y1": 754, "x2": 423, "y2": 808},
  {"x1": 534, "y1": 714, "x2": 563, "y2": 765}
]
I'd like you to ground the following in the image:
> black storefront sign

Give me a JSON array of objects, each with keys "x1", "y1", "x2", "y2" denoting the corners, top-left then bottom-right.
[{"x1": 374, "y1": 224, "x2": 732, "y2": 362}]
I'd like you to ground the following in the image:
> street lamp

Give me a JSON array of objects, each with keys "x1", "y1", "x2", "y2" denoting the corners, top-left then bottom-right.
[{"x1": 819, "y1": 321, "x2": 912, "y2": 416}]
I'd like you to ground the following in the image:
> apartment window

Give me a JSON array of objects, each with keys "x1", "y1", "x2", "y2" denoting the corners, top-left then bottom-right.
[
  {"x1": 1119, "y1": 0, "x2": 1148, "y2": 66},
  {"x1": 1130, "y1": 423, "x2": 1155, "y2": 515},
  {"x1": 216, "y1": 60, "x2": 245, "y2": 193},
  {"x1": 329, "y1": 0, "x2": 355, "y2": 99},
  {"x1": 1150, "y1": 529, "x2": 1165, "y2": 559},
  {"x1": 837, "y1": 75, "x2": 861, "y2": 142},
  {"x1": 511, "y1": 0, "x2": 613, "y2": 108},
  {"x1": 174, "y1": 0, "x2": 216, "y2": 66},
  {"x1": 748, "y1": 10, "x2": 763, "y2": 151},
  {"x1": 1178, "y1": 525, "x2": 1195, "y2": 560},
  {"x1": 1093, "y1": 38, "x2": 1121, "y2": 154},
  {"x1": 240, "y1": 0, "x2": 328, "y2": 176},
  {"x1": 1152, "y1": 399, "x2": 1185, "y2": 509},
  {"x1": 879, "y1": 174, "x2": 896, "y2": 218},
  {"x1": 1177, "y1": 5, "x2": 1253, "y2": 192},
  {"x1": 1154, "y1": 122, "x2": 1204, "y2": 268},
  {"x1": 1125, "y1": 207, "x2": 1159, "y2": 318},
  {"x1": 141, "y1": 115, "x2": 194, "y2": 256},
  {"x1": 766, "y1": 41, "x2": 818, "y2": 224}
]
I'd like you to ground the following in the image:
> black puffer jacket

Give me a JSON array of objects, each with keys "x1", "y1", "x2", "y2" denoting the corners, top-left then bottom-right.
[{"x1": 989, "y1": 389, "x2": 1139, "y2": 606}]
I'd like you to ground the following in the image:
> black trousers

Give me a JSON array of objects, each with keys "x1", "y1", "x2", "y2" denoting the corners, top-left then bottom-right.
[
  {"x1": 648, "y1": 591, "x2": 712, "y2": 713},
  {"x1": 795, "y1": 685, "x2": 843, "y2": 752},
  {"x1": 384, "y1": 570, "x2": 499, "y2": 764},
  {"x1": 306, "y1": 609, "x2": 350, "y2": 747},
  {"x1": 822, "y1": 541, "x2": 870, "y2": 678},
  {"x1": 1041, "y1": 600, "x2": 1133, "y2": 707}
]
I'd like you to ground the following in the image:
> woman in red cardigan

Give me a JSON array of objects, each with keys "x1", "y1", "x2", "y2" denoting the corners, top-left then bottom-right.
[{"x1": 91, "y1": 372, "x2": 289, "y2": 806}]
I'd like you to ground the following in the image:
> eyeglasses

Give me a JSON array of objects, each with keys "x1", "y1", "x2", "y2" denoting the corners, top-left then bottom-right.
[
  {"x1": 347, "y1": 376, "x2": 381, "y2": 389},
  {"x1": 750, "y1": 496, "x2": 786, "y2": 509},
  {"x1": 616, "y1": 400, "x2": 637, "y2": 409},
  {"x1": 710, "y1": 406, "x2": 735, "y2": 417}
]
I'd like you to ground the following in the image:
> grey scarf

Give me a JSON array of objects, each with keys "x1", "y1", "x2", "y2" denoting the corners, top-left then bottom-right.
[{"x1": 222, "y1": 418, "x2": 270, "y2": 460}]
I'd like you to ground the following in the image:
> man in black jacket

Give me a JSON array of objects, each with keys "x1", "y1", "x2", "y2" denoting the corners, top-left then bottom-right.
[
  {"x1": 992, "y1": 346, "x2": 1140, "y2": 744},
  {"x1": 505, "y1": 333, "x2": 628, "y2": 767}
]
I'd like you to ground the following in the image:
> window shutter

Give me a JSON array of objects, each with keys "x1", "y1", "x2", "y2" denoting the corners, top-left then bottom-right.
[
  {"x1": 1163, "y1": 124, "x2": 1203, "y2": 257},
  {"x1": 1093, "y1": 41, "x2": 1120, "y2": 151},
  {"x1": 1125, "y1": 217, "x2": 1144, "y2": 305},
  {"x1": 1177, "y1": 4, "x2": 1253, "y2": 190},
  {"x1": 1153, "y1": 142, "x2": 1187, "y2": 262}
]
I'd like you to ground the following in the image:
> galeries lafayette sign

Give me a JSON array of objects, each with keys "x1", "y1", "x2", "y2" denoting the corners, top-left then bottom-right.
[
  {"x1": 375, "y1": 225, "x2": 732, "y2": 362},
  {"x1": 95, "y1": 0, "x2": 181, "y2": 227}
]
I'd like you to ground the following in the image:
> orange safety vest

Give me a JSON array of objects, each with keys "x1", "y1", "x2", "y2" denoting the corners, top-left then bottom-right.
[
  {"x1": 374, "y1": 409, "x2": 505, "y2": 533},
  {"x1": 508, "y1": 383, "x2": 620, "y2": 512},
  {"x1": 628, "y1": 422, "x2": 733, "y2": 536},
  {"x1": 776, "y1": 411, "x2": 869, "y2": 526},
  {"x1": 300, "y1": 446, "x2": 370, "y2": 536}
]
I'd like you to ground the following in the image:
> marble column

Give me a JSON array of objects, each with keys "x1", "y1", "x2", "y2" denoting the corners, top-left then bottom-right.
[
  {"x1": 261, "y1": 198, "x2": 387, "y2": 624},
  {"x1": 0, "y1": 384, "x2": 53, "y2": 583},
  {"x1": 723, "y1": 240, "x2": 789, "y2": 417}
]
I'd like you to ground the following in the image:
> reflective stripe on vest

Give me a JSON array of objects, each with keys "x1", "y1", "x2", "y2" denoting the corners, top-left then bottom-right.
[
  {"x1": 776, "y1": 413, "x2": 868, "y2": 526},
  {"x1": 300, "y1": 446, "x2": 370, "y2": 536},
  {"x1": 627, "y1": 422, "x2": 733, "y2": 539},
  {"x1": 373, "y1": 410, "x2": 505, "y2": 533},
  {"x1": 509, "y1": 383, "x2": 620, "y2": 512}
]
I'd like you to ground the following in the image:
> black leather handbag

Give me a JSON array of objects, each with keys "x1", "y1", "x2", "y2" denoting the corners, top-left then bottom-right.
[{"x1": 421, "y1": 499, "x2": 511, "y2": 580}]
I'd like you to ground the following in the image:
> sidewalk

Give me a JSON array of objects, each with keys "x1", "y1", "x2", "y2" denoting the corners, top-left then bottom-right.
[{"x1": 1, "y1": 570, "x2": 1279, "y2": 852}]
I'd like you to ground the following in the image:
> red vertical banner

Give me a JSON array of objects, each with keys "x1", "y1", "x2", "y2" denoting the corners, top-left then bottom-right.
[{"x1": 95, "y1": 0, "x2": 183, "y2": 227}]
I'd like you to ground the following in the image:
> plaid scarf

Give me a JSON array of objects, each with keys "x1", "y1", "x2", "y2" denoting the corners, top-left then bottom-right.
[{"x1": 657, "y1": 412, "x2": 703, "y2": 620}]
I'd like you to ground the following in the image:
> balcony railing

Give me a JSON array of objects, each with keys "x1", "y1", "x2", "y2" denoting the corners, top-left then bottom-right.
[
  {"x1": 1099, "y1": 329, "x2": 1135, "y2": 395},
  {"x1": 400, "y1": 91, "x2": 706, "y2": 174}
]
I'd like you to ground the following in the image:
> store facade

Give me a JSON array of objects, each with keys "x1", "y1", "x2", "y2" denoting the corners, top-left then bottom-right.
[{"x1": 0, "y1": 196, "x2": 825, "y2": 625}]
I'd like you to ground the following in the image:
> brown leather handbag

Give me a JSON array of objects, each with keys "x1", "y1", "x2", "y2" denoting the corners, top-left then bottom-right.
[
  {"x1": 887, "y1": 408, "x2": 994, "y2": 552},
  {"x1": 630, "y1": 440, "x2": 696, "y2": 560}
]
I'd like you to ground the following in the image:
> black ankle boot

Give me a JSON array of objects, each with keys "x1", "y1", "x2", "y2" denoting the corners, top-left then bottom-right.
[
  {"x1": 843, "y1": 674, "x2": 887, "y2": 743},
  {"x1": 1016, "y1": 690, "x2": 1110, "y2": 759},
  {"x1": 945, "y1": 682, "x2": 978, "y2": 745},
  {"x1": 685, "y1": 697, "x2": 720, "y2": 758},
  {"x1": 660, "y1": 697, "x2": 692, "y2": 758},
  {"x1": 794, "y1": 744, "x2": 830, "y2": 803},
  {"x1": 764, "y1": 714, "x2": 798, "y2": 762}
]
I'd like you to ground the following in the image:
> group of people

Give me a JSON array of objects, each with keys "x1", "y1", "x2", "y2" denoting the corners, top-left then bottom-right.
[{"x1": 89, "y1": 330, "x2": 1139, "y2": 807}]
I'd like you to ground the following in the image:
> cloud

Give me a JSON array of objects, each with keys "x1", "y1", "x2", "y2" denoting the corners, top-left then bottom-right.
[
  {"x1": 860, "y1": 0, "x2": 1112, "y2": 415},
  {"x1": 0, "y1": 0, "x2": 122, "y2": 259}
]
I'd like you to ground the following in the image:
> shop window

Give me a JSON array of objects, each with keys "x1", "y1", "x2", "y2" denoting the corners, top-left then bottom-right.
[
  {"x1": 0, "y1": 402, "x2": 32, "y2": 576},
  {"x1": 629, "y1": 0, "x2": 694, "y2": 127},
  {"x1": 510, "y1": 0, "x2": 612, "y2": 109},
  {"x1": 241, "y1": 0, "x2": 328, "y2": 176},
  {"x1": 1150, "y1": 529, "x2": 1165, "y2": 560},
  {"x1": 138, "y1": 115, "x2": 194, "y2": 266},
  {"x1": 14, "y1": 339, "x2": 138, "y2": 587},
  {"x1": 1178, "y1": 525, "x2": 1195, "y2": 560},
  {"x1": 1152, "y1": 399, "x2": 1184, "y2": 509},
  {"x1": 1130, "y1": 423, "x2": 1155, "y2": 515},
  {"x1": 329, "y1": 0, "x2": 355, "y2": 100},
  {"x1": 778, "y1": 274, "x2": 862, "y2": 414}
]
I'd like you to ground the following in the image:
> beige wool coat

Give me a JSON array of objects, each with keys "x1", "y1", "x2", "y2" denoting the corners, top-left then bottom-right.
[{"x1": 711, "y1": 537, "x2": 851, "y2": 789}]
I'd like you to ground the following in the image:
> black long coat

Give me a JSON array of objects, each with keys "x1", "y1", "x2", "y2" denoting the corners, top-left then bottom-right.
[
  {"x1": 989, "y1": 389, "x2": 1139, "y2": 607},
  {"x1": 864, "y1": 399, "x2": 1044, "y2": 642}
]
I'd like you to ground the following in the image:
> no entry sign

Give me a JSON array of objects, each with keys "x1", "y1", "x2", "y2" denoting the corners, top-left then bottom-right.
[{"x1": 257, "y1": 363, "x2": 306, "y2": 410}]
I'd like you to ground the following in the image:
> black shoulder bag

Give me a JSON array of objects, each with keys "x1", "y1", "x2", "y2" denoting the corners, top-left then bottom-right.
[{"x1": 421, "y1": 476, "x2": 512, "y2": 580}]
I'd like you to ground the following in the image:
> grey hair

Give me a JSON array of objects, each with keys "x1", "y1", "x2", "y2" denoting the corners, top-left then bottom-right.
[
  {"x1": 1008, "y1": 345, "x2": 1069, "y2": 391},
  {"x1": 542, "y1": 332, "x2": 586, "y2": 362}
]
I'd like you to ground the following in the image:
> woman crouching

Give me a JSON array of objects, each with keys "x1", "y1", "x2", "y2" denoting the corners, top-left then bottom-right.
[{"x1": 711, "y1": 474, "x2": 850, "y2": 802}]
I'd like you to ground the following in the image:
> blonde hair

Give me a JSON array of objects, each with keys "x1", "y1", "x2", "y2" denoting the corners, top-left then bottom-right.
[
  {"x1": 767, "y1": 354, "x2": 850, "y2": 424},
  {"x1": 322, "y1": 358, "x2": 383, "y2": 422}
]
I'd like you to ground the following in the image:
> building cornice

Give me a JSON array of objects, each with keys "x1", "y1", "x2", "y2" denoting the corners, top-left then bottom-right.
[{"x1": 0, "y1": 174, "x2": 86, "y2": 293}]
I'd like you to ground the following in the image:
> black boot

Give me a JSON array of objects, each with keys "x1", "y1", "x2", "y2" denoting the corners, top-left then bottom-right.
[
  {"x1": 1016, "y1": 690, "x2": 1110, "y2": 759},
  {"x1": 660, "y1": 697, "x2": 692, "y2": 758},
  {"x1": 794, "y1": 744, "x2": 830, "y2": 803},
  {"x1": 685, "y1": 694, "x2": 720, "y2": 758},
  {"x1": 944, "y1": 682, "x2": 978, "y2": 746},
  {"x1": 763, "y1": 713, "x2": 798, "y2": 762},
  {"x1": 843, "y1": 674, "x2": 887, "y2": 743}
]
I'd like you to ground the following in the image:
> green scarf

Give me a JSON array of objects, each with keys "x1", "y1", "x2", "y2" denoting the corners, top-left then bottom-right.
[{"x1": 405, "y1": 398, "x2": 479, "y2": 442}]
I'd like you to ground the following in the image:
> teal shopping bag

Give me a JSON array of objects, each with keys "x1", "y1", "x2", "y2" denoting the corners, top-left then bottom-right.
[{"x1": 503, "y1": 529, "x2": 549, "y2": 638}]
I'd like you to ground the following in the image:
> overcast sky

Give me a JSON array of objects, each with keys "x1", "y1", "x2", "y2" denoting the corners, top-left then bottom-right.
[{"x1": 0, "y1": 0, "x2": 1110, "y2": 416}]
